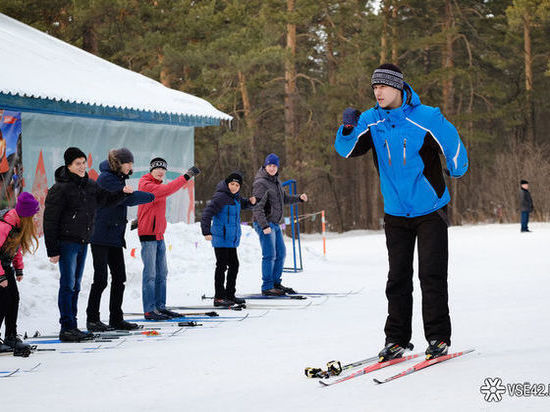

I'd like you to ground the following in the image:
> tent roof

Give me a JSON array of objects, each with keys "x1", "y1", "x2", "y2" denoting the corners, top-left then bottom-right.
[{"x1": 0, "y1": 13, "x2": 232, "y2": 126}]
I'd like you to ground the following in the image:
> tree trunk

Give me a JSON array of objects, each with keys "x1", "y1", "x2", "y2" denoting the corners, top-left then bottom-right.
[
  {"x1": 82, "y1": 24, "x2": 98, "y2": 55},
  {"x1": 158, "y1": 53, "x2": 171, "y2": 87},
  {"x1": 380, "y1": 0, "x2": 390, "y2": 63},
  {"x1": 391, "y1": 3, "x2": 398, "y2": 64},
  {"x1": 523, "y1": 11, "x2": 535, "y2": 142},
  {"x1": 238, "y1": 70, "x2": 259, "y2": 167},
  {"x1": 285, "y1": 0, "x2": 297, "y2": 167}
]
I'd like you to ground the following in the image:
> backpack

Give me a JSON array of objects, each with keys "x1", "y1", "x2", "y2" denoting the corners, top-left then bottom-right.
[{"x1": 0, "y1": 209, "x2": 21, "y2": 265}]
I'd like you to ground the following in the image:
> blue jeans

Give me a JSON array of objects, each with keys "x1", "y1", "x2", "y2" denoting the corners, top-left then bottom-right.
[
  {"x1": 521, "y1": 211, "x2": 530, "y2": 231},
  {"x1": 254, "y1": 222, "x2": 286, "y2": 291},
  {"x1": 58, "y1": 241, "x2": 88, "y2": 331},
  {"x1": 141, "y1": 240, "x2": 168, "y2": 313}
]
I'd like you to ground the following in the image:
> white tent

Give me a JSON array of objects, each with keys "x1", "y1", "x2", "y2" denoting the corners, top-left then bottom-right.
[{"x1": 0, "y1": 12, "x2": 231, "y2": 125}]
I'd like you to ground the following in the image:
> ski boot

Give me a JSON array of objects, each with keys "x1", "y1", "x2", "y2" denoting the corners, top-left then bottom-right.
[
  {"x1": 275, "y1": 283, "x2": 296, "y2": 294},
  {"x1": 86, "y1": 320, "x2": 115, "y2": 332},
  {"x1": 158, "y1": 308, "x2": 184, "y2": 318},
  {"x1": 425, "y1": 340, "x2": 448, "y2": 359},
  {"x1": 378, "y1": 342, "x2": 414, "y2": 362},
  {"x1": 4, "y1": 335, "x2": 32, "y2": 357}
]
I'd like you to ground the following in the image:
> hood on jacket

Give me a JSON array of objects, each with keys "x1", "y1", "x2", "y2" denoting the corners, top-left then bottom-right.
[
  {"x1": 374, "y1": 81, "x2": 421, "y2": 115},
  {"x1": 99, "y1": 159, "x2": 129, "y2": 180},
  {"x1": 54, "y1": 165, "x2": 89, "y2": 184},
  {"x1": 215, "y1": 179, "x2": 239, "y2": 198}
]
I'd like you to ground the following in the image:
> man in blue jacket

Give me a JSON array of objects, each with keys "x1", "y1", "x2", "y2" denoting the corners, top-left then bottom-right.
[
  {"x1": 335, "y1": 64, "x2": 468, "y2": 360},
  {"x1": 86, "y1": 148, "x2": 154, "y2": 331}
]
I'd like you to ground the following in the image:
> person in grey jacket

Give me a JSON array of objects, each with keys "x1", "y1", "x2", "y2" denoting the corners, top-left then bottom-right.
[
  {"x1": 520, "y1": 179, "x2": 534, "y2": 232},
  {"x1": 252, "y1": 153, "x2": 308, "y2": 295}
]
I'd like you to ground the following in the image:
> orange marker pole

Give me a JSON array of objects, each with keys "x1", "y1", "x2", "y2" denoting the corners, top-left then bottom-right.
[{"x1": 321, "y1": 210, "x2": 326, "y2": 257}]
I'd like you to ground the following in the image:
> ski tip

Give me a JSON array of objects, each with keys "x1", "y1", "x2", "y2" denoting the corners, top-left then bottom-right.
[
  {"x1": 373, "y1": 378, "x2": 383, "y2": 384},
  {"x1": 318, "y1": 380, "x2": 330, "y2": 387}
]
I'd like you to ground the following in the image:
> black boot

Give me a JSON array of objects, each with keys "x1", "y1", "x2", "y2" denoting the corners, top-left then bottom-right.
[
  {"x1": 228, "y1": 296, "x2": 246, "y2": 305},
  {"x1": 4, "y1": 335, "x2": 32, "y2": 357},
  {"x1": 214, "y1": 298, "x2": 235, "y2": 307},
  {"x1": 87, "y1": 320, "x2": 115, "y2": 332},
  {"x1": 0, "y1": 338, "x2": 14, "y2": 353},
  {"x1": 378, "y1": 342, "x2": 413, "y2": 362},
  {"x1": 110, "y1": 320, "x2": 141, "y2": 331},
  {"x1": 144, "y1": 311, "x2": 170, "y2": 321},
  {"x1": 158, "y1": 308, "x2": 184, "y2": 318},
  {"x1": 275, "y1": 283, "x2": 296, "y2": 294},
  {"x1": 59, "y1": 328, "x2": 95, "y2": 342},
  {"x1": 261, "y1": 288, "x2": 285, "y2": 296},
  {"x1": 425, "y1": 340, "x2": 448, "y2": 359}
]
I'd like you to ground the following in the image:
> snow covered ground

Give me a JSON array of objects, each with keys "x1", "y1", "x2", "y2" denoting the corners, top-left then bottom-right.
[{"x1": 2, "y1": 221, "x2": 550, "y2": 411}]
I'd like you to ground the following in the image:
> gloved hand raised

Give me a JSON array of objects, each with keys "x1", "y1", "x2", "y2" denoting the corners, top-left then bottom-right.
[
  {"x1": 184, "y1": 165, "x2": 201, "y2": 180},
  {"x1": 343, "y1": 108, "x2": 361, "y2": 127}
]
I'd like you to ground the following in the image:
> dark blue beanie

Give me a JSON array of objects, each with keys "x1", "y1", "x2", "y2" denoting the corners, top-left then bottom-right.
[{"x1": 264, "y1": 153, "x2": 279, "y2": 167}]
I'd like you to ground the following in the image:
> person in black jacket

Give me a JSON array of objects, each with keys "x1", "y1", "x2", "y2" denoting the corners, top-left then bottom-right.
[
  {"x1": 252, "y1": 154, "x2": 308, "y2": 296},
  {"x1": 86, "y1": 148, "x2": 154, "y2": 332},
  {"x1": 43, "y1": 147, "x2": 133, "y2": 342},
  {"x1": 519, "y1": 179, "x2": 534, "y2": 232}
]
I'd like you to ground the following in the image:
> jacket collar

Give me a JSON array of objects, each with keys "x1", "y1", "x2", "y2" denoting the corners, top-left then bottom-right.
[{"x1": 375, "y1": 82, "x2": 421, "y2": 122}]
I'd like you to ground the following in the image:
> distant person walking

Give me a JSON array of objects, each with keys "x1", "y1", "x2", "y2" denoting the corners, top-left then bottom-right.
[{"x1": 519, "y1": 179, "x2": 534, "y2": 233}]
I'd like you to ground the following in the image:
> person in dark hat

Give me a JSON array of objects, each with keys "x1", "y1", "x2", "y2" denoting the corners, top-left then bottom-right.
[
  {"x1": 137, "y1": 157, "x2": 200, "y2": 320},
  {"x1": 201, "y1": 171, "x2": 256, "y2": 307},
  {"x1": 0, "y1": 192, "x2": 40, "y2": 356},
  {"x1": 519, "y1": 180, "x2": 534, "y2": 232},
  {"x1": 43, "y1": 147, "x2": 134, "y2": 342},
  {"x1": 335, "y1": 63, "x2": 469, "y2": 361},
  {"x1": 86, "y1": 148, "x2": 155, "y2": 332},
  {"x1": 252, "y1": 153, "x2": 308, "y2": 296}
]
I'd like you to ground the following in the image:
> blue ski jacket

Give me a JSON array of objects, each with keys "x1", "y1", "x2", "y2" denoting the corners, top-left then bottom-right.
[
  {"x1": 201, "y1": 178, "x2": 253, "y2": 248},
  {"x1": 91, "y1": 160, "x2": 154, "y2": 248},
  {"x1": 335, "y1": 83, "x2": 468, "y2": 217}
]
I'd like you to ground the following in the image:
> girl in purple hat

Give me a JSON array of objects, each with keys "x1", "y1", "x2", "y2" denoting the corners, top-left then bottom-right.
[{"x1": 0, "y1": 192, "x2": 40, "y2": 356}]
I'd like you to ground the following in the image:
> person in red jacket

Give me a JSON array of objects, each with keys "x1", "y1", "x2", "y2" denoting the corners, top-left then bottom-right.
[{"x1": 137, "y1": 157, "x2": 200, "y2": 320}]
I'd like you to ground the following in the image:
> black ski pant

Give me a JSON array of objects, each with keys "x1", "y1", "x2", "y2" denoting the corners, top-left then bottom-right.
[
  {"x1": 383, "y1": 209, "x2": 451, "y2": 347},
  {"x1": 0, "y1": 265, "x2": 19, "y2": 338},
  {"x1": 214, "y1": 248, "x2": 239, "y2": 299},
  {"x1": 86, "y1": 244, "x2": 126, "y2": 324}
]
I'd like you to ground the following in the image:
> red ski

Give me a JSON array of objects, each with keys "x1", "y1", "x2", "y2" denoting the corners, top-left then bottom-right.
[
  {"x1": 319, "y1": 353, "x2": 423, "y2": 387},
  {"x1": 373, "y1": 349, "x2": 475, "y2": 384}
]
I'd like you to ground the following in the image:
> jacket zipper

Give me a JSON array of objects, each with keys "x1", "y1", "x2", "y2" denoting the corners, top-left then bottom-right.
[
  {"x1": 385, "y1": 139, "x2": 392, "y2": 166},
  {"x1": 403, "y1": 138, "x2": 407, "y2": 165}
]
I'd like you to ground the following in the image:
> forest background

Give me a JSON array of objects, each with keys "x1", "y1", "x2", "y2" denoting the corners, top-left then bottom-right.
[{"x1": 2, "y1": 0, "x2": 550, "y2": 232}]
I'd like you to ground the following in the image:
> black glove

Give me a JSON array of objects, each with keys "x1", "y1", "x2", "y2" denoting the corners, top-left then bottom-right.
[
  {"x1": 184, "y1": 165, "x2": 201, "y2": 180},
  {"x1": 0, "y1": 274, "x2": 6, "y2": 284},
  {"x1": 15, "y1": 269, "x2": 23, "y2": 277},
  {"x1": 343, "y1": 107, "x2": 361, "y2": 127},
  {"x1": 130, "y1": 219, "x2": 138, "y2": 231}
]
